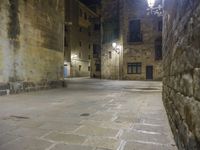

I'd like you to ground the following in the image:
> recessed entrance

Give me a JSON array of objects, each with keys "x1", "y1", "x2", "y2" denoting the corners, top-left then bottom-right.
[{"x1": 146, "y1": 65, "x2": 153, "y2": 80}]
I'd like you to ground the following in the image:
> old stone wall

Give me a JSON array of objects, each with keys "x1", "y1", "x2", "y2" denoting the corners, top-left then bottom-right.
[
  {"x1": 122, "y1": 0, "x2": 162, "y2": 80},
  {"x1": 163, "y1": 0, "x2": 200, "y2": 149},
  {"x1": 101, "y1": 0, "x2": 162, "y2": 80},
  {"x1": 0, "y1": 0, "x2": 64, "y2": 94},
  {"x1": 101, "y1": 0, "x2": 122, "y2": 80}
]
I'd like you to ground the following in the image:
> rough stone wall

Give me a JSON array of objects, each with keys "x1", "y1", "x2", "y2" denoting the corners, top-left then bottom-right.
[
  {"x1": 163, "y1": 0, "x2": 200, "y2": 149},
  {"x1": 0, "y1": 0, "x2": 64, "y2": 94},
  {"x1": 122, "y1": 0, "x2": 162, "y2": 80}
]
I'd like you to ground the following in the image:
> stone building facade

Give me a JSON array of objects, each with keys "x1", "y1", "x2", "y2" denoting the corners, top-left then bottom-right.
[
  {"x1": 0, "y1": 0, "x2": 65, "y2": 95},
  {"x1": 64, "y1": 0, "x2": 101, "y2": 78},
  {"x1": 163, "y1": 0, "x2": 200, "y2": 149},
  {"x1": 101, "y1": 0, "x2": 162, "y2": 80}
]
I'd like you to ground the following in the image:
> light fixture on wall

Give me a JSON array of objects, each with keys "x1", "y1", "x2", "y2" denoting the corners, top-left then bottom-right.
[
  {"x1": 112, "y1": 42, "x2": 121, "y2": 54},
  {"x1": 146, "y1": 0, "x2": 163, "y2": 16}
]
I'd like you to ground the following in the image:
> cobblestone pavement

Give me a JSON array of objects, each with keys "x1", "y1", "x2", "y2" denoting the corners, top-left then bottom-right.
[{"x1": 0, "y1": 78, "x2": 177, "y2": 150}]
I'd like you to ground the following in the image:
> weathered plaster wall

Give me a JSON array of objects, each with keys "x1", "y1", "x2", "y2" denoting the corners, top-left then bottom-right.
[
  {"x1": 163, "y1": 0, "x2": 200, "y2": 149},
  {"x1": 0, "y1": 0, "x2": 64, "y2": 94}
]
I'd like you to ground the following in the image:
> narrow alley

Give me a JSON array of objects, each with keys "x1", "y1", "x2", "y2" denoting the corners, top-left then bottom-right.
[{"x1": 0, "y1": 79, "x2": 177, "y2": 150}]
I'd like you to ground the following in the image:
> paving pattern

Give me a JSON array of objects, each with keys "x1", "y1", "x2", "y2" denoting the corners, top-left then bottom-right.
[{"x1": 0, "y1": 78, "x2": 177, "y2": 150}]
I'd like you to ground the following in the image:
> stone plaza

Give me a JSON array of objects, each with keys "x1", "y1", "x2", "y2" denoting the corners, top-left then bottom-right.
[{"x1": 0, "y1": 79, "x2": 177, "y2": 150}]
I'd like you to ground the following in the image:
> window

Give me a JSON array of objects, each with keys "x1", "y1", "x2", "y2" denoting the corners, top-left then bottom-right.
[
  {"x1": 88, "y1": 55, "x2": 91, "y2": 59},
  {"x1": 94, "y1": 24, "x2": 101, "y2": 31},
  {"x1": 109, "y1": 51, "x2": 112, "y2": 59},
  {"x1": 158, "y1": 20, "x2": 162, "y2": 32},
  {"x1": 155, "y1": 38, "x2": 162, "y2": 60},
  {"x1": 96, "y1": 64, "x2": 101, "y2": 71},
  {"x1": 79, "y1": 9, "x2": 83, "y2": 17},
  {"x1": 64, "y1": 36, "x2": 67, "y2": 47},
  {"x1": 88, "y1": 66, "x2": 91, "y2": 71},
  {"x1": 79, "y1": 41, "x2": 82, "y2": 47},
  {"x1": 65, "y1": 25, "x2": 68, "y2": 32},
  {"x1": 129, "y1": 20, "x2": 143, "y2": 42},
  {"x1": 84, "y1": 12, "x2": 87, "y2": 20},
  {"x1": 79, "y1": 65, "x2": 82, "y2": 71},
  {"x1": 127, "y1": 63, "x2": 142, "y2": 74},
  {"x1": 93, "y1": 44, "x2": 100, "y2": 58}
]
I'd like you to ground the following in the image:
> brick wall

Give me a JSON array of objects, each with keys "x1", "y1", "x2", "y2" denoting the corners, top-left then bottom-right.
[
  {"x1": 0, "y1": 0, "x2": 65, "y2": 94},
  {"x1": 163, "y1": 0, "x2": 200, "y2": 149}
]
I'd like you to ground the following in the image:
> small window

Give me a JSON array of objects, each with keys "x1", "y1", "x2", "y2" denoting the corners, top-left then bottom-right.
[
  {"x1": 84, "y1": 12, "x2": 87, "y2": 20},
  {"x1": 94, "y1": 24, "x2": 101, "y2": 31},
  {"x1": 79, "y1": 65, "x2": 82, "y2": 71},
  {"x1": 127, "y1": 63, "x2": 142, "y2": 74},
  {"x1": 96, "y1": 64, "x2": 101, "y2": 71},
  {"x1": 109, "y1": 51, "x2": 112, "y2": 59},
  {"x1": 155, "y1": 38, "x2": 162, "y2": 60},
  {"x1": 79, "y1": 9, "x2": 83, "y2": 17},
  {"x1": 88, "y1": 66, "x2": 91, "y2": 71},
  {"x1": 79, "y1": 41, "x2": 82, "y2": 47},
  {"x1": 158, "y1": 20, "x2": 162, "y2": 32},
  {"x1": 64, "y1": 36, "x2": 67, "y2": 47}
]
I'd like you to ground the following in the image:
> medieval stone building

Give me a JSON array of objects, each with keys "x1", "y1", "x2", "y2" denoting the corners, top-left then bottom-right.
[
  {"x1": 163, "y1": 0, "x2": 200, "y2": 149},
  {"x1": 101, "y1": 0, "x2": 162, "y2": 80},
  {"x1": 0, "y1": 0, "x2": 65, "y2": 95},
  {"x1": 64, "y1": 0, "x2": 101, "y2": 78}
]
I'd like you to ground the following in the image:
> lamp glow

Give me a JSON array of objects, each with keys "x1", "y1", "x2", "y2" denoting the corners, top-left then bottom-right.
[
  {"x1": 147, "y1": 0, "x2": 155, "y2": 8},
  {"x1": 112, "y1": 42, "x2": 117, "y2": 48}
]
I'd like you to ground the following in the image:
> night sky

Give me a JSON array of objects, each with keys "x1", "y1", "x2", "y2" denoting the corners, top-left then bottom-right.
[{"x1": 80, "y1": 0, "x2": 101, "y2": 6}]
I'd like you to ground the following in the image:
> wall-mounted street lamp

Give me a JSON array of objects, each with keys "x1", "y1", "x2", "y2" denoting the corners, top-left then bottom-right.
[
  {"x1": 112, "y1": 42, "x2": 121, "y2": 54},
  {"x1": 146, "y1": 0, "x2": 163, "y2": 16}
]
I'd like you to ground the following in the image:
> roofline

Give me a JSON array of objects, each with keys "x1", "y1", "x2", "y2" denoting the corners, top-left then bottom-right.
[{"x1": 77, "y1": 0, "x2": 98, "y2": 17}]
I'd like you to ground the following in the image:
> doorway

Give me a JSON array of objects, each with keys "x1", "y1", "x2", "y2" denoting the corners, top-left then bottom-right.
[{"x1": 146, "y1": 65, "x2": 153, "y2": 80}]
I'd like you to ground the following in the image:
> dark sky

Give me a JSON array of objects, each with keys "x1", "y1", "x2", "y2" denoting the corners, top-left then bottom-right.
[{"x1": 80, "y1": 0, "x2": 101, "y2": 6}]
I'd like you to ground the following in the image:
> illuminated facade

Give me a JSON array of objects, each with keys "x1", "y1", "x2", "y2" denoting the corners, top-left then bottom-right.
[
  {"x1": 101, "y1": 0, "x2": 163, "y2": 80},
  {"x1": 64, "y1": 0, "x2": 101, "y2": 77}
]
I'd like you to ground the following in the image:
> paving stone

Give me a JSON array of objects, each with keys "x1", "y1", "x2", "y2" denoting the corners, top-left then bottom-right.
[
  {"x1": 124, "y1": 141, "x2": 177, "y2": 150},
  {"x1": 84, "y1": 137, "x2": 120, "y2": 150},
  {"x1": 121, "y1": 129, "x2": 171, "y2": 145},
  {"x1": 51, "y1": 144, "x2": 94, "y2": 150},
  {"x1": 0, "y1": 134, "x2": 18, "y2": 146},
  {"x1": 75, "y1": 125, "x2": 119, "y2": 137},
  {"x1": 7, "y1": 127, "x2": 49, "y2": 138},
  {"x1": 44, "y1": 132, "x2": 86, "y2": 144},
  {"x1": 39, "y1": 122, "x2": 79, "y2": 132},
  {"x1": 0, "y1": 79, "x2": 177, "y2": 150},
  {"x1": 0, "y1": 137, "x2": 52, "y2": 150}
]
